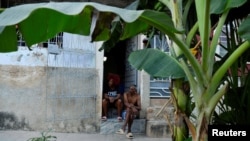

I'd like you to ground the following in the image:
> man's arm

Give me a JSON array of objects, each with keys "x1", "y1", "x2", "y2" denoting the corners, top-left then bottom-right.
[
  {"x1": 130, "y1": 94, "x2": 141, "y2": 110},
  {"x1": 124, "y1": 93, "x2": 133, "y2": 108}
]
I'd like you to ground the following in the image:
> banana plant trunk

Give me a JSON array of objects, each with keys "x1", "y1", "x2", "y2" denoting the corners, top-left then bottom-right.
[
  {"x1": 171, "y1": 79, "x2": 189, "y2": 141},
  {"x1": 195, "y1": 112, "x2": 209, "y2": 141},
  {"x1": 166, "y1": 0, "x2": 190, "y2": 140}
]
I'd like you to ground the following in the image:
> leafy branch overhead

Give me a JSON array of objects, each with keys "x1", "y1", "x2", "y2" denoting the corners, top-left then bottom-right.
[
  {"x1": 0, "y1": 2, "x2": 181, "y2": 52},
  {"x1": 2, "y1": 1, "x2": 250, "y2": 141},
  {"x1": 0, "y1": 1, "x2": 250, "y2": 80}
]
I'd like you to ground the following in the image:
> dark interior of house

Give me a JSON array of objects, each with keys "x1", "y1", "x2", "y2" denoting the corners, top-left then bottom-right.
[{"x1": 103, "y1": 41, "x2": 126, "y2": 92}]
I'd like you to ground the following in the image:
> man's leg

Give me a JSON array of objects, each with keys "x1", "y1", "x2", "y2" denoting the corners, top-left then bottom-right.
[
  {"x1": 124, "y1": 108, "x2": 136, "y2": 139},
  {"x1": 127, "y1": 111, "x2": 134, "y2": 133},
  {"x1": 122, "y1": 107, "x2": 131, "y2": 131},
  {"x1": 127, "y1": 108, "x2": 139, "y2": 133}
]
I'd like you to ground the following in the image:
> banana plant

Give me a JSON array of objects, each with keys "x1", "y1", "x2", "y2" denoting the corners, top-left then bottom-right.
[
  {"x1": 128, "y1": 1, "x2": 249, "y2": 141},
  {"x1": 211, "y1": 16, "x2": 250, "y2": 125},
  {"x1": 0, "y1": 0, "x2": 250, "y2": 141}
]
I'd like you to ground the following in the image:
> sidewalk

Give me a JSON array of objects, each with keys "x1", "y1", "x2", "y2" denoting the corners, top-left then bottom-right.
[{"x1": 0, "y1": 130, "x2": 172, "y2": 141}]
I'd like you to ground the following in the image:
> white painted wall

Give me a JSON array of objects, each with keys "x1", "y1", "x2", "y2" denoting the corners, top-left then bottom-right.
[{"x1": 0, "y1": 46, "x2": 47, "y2": 66}]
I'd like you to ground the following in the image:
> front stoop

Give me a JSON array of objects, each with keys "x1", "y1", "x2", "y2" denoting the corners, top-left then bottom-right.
[
  {"x1": 100, "y1": 118, "x2": 146, "y2": 134},
  {"x1": 146, "y1": 106, "x2": 174, "y2": 138},
  {"x1": 146, "y1": 120, "x2": 172, "y2": 138}
]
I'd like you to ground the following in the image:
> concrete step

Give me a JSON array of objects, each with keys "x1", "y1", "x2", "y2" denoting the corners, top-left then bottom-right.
[
  {"x1": 146, "y1": 106, "x2": 174, "y2": 138},
  {"x1": 146, "y1": 120, "x2": 172, "y2": 138},
  {"x1": 100, "y1": 118, "x2": 146, "y2": 134},
  {"x1": 146, "y1": 106, "x2": 174, "y2": 121}
]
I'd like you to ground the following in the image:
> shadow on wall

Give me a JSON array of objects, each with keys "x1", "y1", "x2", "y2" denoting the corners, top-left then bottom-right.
[{"x1": 0, "y1": 112, "x2": 31, "y2": 130}]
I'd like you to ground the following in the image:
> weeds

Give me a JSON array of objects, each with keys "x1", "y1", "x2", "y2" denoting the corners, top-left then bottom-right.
[{"x1": 27, "y1": 130, "x2": 57, "y2": 141}]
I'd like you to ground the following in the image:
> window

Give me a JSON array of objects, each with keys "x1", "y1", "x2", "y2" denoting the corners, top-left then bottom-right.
[{"x1": 149, "y1": 34, "x2": 171, "y2": 98}]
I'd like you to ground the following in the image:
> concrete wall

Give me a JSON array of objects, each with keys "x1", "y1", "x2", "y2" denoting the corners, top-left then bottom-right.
[
  {"x1": 0, "y1": 45, "x2": 103, "y2": 133},
  {"x1": 45, "y1": 67, "x2": 99, "y2": 133},
  {"x1": 0, "y1": 65, "x2": 47, "y2": 131}
]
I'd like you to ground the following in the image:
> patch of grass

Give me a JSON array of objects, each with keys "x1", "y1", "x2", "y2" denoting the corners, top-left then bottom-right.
[{"x1": 27, "y1": 130, "x2": 57, "y2": 141}]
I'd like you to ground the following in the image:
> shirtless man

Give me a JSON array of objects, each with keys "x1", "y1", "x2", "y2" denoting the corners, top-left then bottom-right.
[{"x1": 116, "y1": 85, "x2": 141, "y2": 139}]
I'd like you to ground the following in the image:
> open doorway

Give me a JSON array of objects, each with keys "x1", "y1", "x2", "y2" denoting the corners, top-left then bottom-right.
[
  {"x1": 103, "y1": 40, "x2": 126, "y2": 95},
  {"x1": 101, "y1": 40, "x2": 126, "y2": 120},
  {"x1": 102, "y1": 37, "x2": 139, "y2": 120}
]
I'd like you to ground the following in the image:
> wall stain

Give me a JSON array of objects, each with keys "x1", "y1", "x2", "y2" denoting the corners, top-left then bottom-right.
[{"x1": 0, "y1": 112, "x2": 31, "y2": 130}]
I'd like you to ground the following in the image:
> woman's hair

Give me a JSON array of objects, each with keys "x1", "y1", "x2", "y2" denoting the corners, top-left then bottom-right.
[{"x1": 107, "y1": 73, "x2": 120, "y2": 86}]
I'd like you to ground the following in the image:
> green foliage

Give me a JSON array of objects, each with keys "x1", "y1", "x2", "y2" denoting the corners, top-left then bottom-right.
[
  {"x1": 0, "y1": 2, "x2": 182, "y2": 52},
  {"x1": 0, "y1": 26, "x2": 17, "y2": 52},
  {"x1": 210, "y1": 0, "x2": 247, "y2": 14},
  {"x1": 27, "y1": 130, "x2": 56, "y2": 141},
  {"x1": 0, "y1": 2, "x2": 136, "y2": 48},
  {"x1": 212, "y1": 71, "x2": 250, "y2": 125},
  {"x1": 0, "y1": 8, "x2": 4, "y2": 13},
  {"x1": 184, "y1": 137, "x2": 193, "y2": 141},
  {"x1": 128, "y1": 48, "x2": 185, "y2": 78},
  {"x1": 238, "y1": 16, "x2": 250, "y2": 42},
  {"x1": 213, "y1": 85, "x2": 250, "y2": 125},
  {"x1": 212, "y1": 18, "x2": 250, "y2": 125},
  {"x1": 1, "y1": 1, "x2": 250, "y2": 141}
]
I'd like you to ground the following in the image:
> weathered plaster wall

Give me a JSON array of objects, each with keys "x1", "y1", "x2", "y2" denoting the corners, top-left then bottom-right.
[
  {"x1": 0, "y1": 47, "x2": 102, "y2": 133},
  {"x1": 45, "y1": 67, "x2": 99, "y2": 133},
  {"x1": 0, "y1": 65, "x2": 47, "y2": 131}
]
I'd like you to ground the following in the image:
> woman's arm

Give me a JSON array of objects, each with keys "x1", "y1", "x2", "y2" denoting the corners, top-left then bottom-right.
[
  {"x1": 114, "y1": 93, "x2": 121, "y2": 100},
  {"x1": 104, "y1": 93, "x2": 109, "y2": 100}
]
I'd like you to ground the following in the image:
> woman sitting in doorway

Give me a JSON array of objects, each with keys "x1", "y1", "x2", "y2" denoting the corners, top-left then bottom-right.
[{"x1": 101, "y1": 73, "x2": 123, "y2": 121}]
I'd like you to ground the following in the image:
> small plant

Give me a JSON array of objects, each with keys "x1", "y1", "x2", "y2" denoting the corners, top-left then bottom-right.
[{"x1": 27, "y1": 130, "x2": 57, "y2": 141}]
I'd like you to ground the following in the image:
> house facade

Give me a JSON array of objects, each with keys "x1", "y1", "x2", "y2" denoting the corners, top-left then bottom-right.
[
  {"x1": 0, "y1": 0, "x2": 172, "y2": 137},
  {"x1": 0, "y1": 32, "x2": 172, "y2": 135}
]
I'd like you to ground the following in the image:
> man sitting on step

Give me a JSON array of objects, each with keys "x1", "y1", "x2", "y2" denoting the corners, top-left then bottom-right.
[{"x1": 116, "y1": 84, "x2": 141, "y2": 139}]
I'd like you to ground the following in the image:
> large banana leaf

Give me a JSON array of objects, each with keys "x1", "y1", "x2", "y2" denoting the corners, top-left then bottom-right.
[
  {"x1": 0, "y1": 26, "x2": 17, "y2": 52},
  {"x1": 0, "y1": 1, "x2": 249, "y2": 73},
  {"x1": 0, "y1": 2, "x2": 181, "y2": 52},
  {"x1": 210, "y1": 0, "x2": 247, "y2": 14},
  {"x1": 238, "y1": 16, "x2": 250, "y2": 42},
  {"x1": 128, "y1": 48, "x2": 185, "y2": 78},
  {"x1": 97, "y1": 0, "x2": 148, "y2": 51}
]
